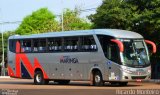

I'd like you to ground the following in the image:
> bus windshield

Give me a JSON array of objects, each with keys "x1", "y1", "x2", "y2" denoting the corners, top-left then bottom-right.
[{"x1": 120, "y1": 39, "x2": 150, "y2": 67}]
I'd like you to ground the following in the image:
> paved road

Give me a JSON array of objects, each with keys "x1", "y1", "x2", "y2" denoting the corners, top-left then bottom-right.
[{"x1": 0, "y1": 78, "x2": 160, "y2": 95}]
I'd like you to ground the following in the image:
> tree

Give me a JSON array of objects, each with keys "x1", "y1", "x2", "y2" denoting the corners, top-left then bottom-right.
[
  {"x1": 15, "y1": 8, "x2": 60, "y2": 35},
  {"x1": 0, "y1": 31, "x2": 15, "y2": 63},
  {"x1": 0, "y1": 31, "x2": 15, "y2": 75},
  {"x1": 89, "y1": 0, "x2": 160, "y2": 56},
  {"x1": 0, "y1": 34, "x2": 2, "y2": 62},
  {"x1": 62, "y1": 8, "x2": 92, "y2": 31},
  {"x1": 89, "y1": 0, "x2": 160, "y2": 39},
  {"x1": 129, "y1": 0, "x2": 160, "y2": 40},
  {"x1": 89, "y1": 0, "x2": 133, "y2": 30}
]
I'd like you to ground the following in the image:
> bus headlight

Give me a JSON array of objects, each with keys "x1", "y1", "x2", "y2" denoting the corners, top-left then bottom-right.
[
  {"x1": 120, "y1": 66, "x2": 133, "y2": 74},
  {"x1": 147, "y1": 68, "x2": 151, "y2": 73},
  {"x1": 121, "y1": 68, "x2": 133, "y2": 74}
]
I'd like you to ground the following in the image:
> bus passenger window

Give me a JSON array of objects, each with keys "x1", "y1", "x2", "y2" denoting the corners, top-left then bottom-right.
[
  {"x1": 55, "y1": 38, "x2": 62, "y2": 51},
  {"x1": 21, "y1": 40, "x2": 31, "y2": 53},
  {"x1": 81, "y1": 36, "x2": 97, "y2": 51},
  {"x1": 48, "y1": 39, "x2": 55, "y2": 51},
  {"x1": 39, "y1": 39, "x2": 46, "y2": 52},
  {"x1": 73, "y1": 40, "x2": 79, "y2": 50},
  {"x1": 64, "y1": 37, "x2": 79, "y2": 52},
  {"x1": 33, "y1": 39, "x2": 38, "y2": 52},
  {"x1": 48, "y1": 38, "x2": 62, "y2": 52},
  {"x1": 9, "y1": 40, "x2": 16, "y2": 52}
]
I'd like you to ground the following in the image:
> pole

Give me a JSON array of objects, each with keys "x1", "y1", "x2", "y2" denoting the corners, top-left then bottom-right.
[
  {"x1": 0, "y1": 8, "x2": 5, "y2": 76},
  {"x1": 61, "y1": 0, "x2": 64, "y2": 31},
  {"x1": 1, "y1": 30, "x2": 5, "y2": 76}
]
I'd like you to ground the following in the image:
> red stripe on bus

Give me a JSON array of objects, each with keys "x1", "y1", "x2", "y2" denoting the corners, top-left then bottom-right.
[
  {"x1": 15, "y1": 41, "x2": 49, "y2": 79},
  {"x1": 15, "y1": 54, "x2": 21, "y2": 78},
  {"x1": 8, "y1": 65, "x2": 15, "y2": 77},
  {"x1": 34, "y1": 58, "x2": 48, "y2": 79},
  {"x1": 16, "y1": 41, "x2": 20, "y2": 53},
  {"x1": 15, "y1": 41, "x2": 21, "y2": 78}
]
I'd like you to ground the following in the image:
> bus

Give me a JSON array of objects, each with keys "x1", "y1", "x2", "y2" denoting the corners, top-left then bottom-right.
[{"x1": 8, "y1": 29, "x2": 156, "y2": 86}]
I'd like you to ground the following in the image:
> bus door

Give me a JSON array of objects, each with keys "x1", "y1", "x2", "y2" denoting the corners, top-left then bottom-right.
[
  {"x1": 97, "y1": 35, "x2": 121, "y2": 81},
  {"x1": 106, "y1": 42, "x2": 121, "y2": 81}
]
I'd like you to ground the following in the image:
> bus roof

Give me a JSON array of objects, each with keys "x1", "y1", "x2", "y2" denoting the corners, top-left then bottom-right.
[{"x1": 9, "y1": 29, "x2": 143, "y2": 39}]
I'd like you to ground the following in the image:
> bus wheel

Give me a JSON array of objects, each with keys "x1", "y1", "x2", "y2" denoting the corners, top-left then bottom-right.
[
  {"x1": 93, "y1": 71, "x2": 103, "y2": 86},
  {"x1": 34, "y1": 71, "x2": 49, "y2": 85},
  {"x1": 119, "y1": 82, "x2": 128, "y2": 86},
  {"x1": 54, "y1": 80, "x2": 70, "y2": 85}
]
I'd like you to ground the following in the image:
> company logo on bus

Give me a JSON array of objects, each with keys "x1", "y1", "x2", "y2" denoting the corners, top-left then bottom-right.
[{"x1": 60, "y1": 56, "x2": 79, "y2": 64}]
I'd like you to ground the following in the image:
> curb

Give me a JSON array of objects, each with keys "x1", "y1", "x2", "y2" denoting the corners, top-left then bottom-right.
[
  {"x1": 149, "y1": 79, "x2": 160, "y2": 83},
  {"x1": 138, "y1": 79, "x2": 160, "y2": 83},
  {"x1": 0, "y1": 76, "x2": 10, "y2": 78}
]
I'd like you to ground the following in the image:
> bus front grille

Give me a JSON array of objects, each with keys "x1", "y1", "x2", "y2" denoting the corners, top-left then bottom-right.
[{"x1": 131, "y1": 76, "x2": 146, "y2": 79}]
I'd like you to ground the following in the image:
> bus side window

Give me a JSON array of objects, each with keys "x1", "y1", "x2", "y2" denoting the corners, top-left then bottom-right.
[
  {"x1": 9, "y1": 39, "x2": 16, "y2": 52},
  {"x1": 48, "y1": 39, "x2": 54, "y2": 51},
  {"x1": 48, "y1": 38, "x2": 61, "y2": 52},
  {"x1": 33, "y1": 39, "x2": 39, "y2": 52},
  {"x1": 107, "y1": 43, "x2": 119, "y2": 63},
  {"x1": 90, "y1": 37, "x2": 97, "y2": 51},
  {"x1": 64, "y1": 37, "x2": 79, "y2": 52},
  {"x1": 55, "y1": 38, "x2": 62, "y2": 51},
  {"x1": 73, "y1": 39, "x2": 79, "y2": 51},
  {"x1": 64, "y1": 38, "x2": 70, "y2": 51},
  {"x1": 81, "y1": 36, "x2": 97, "y2": 52},
  {"x1": 39, "y1": 39, "x2": 46, "y2": 52},
  {"x1": 21, "y1": 40, "x2": 31, "y2": 53}
]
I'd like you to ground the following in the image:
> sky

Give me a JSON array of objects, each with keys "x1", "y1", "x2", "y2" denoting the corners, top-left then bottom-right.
[{"x1": 0, "y1": 0, "x2": 102, "y2": 32}]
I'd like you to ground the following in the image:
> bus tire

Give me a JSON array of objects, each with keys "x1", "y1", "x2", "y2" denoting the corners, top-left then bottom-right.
[
  {"x1": 93, "y1": 71, "x2": 103, "y2": 86},
  {"x1": 34, "y1": 71, "x2": 48, "y2": 85}
]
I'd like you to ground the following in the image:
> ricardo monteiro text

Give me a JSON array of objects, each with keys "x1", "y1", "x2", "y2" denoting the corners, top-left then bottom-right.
[
  {"x1": 116, "y1": 89, "x2": 136, "y2": 95},
  {"x1": 116, "y1": 89, "x2": 160, "y2": 95},
  {"x1": 137, "y1": 89, "x2": 159, "y2": 95}
]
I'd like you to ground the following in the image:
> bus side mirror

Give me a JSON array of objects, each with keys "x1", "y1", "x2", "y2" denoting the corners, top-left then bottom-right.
[
  {"x1": 145, "y1": 40, "x2": 156, "y2": 54},
  {"x1": 111, "y1": 39, "x2": 124, "y2": 52}
]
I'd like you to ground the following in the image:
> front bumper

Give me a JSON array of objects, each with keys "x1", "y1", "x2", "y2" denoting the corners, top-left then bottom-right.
[{"x1": 119, "y1": 72, "x2": 151, "y2": 82}]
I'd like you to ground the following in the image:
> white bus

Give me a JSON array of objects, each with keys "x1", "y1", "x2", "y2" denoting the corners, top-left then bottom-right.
[{"x1": 8, "y1": 29, "x2": 156, "y2": 86}]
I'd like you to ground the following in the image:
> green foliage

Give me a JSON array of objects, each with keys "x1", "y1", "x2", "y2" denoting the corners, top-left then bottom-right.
[
  {"x1": 89, "y1": 0, "x2": 160, "y2": 38},
  {"x1": 89, "y1": 0, "x2": 133, "y2": 30},
  {"x1": 15, "y1": 8, "x2": 91, "y2": 35},
  {"x1": 0, "y1": 31, "x2": 15, "y2": 62},
  {"x1": 62, "y1": 8, "x2": 92, "y2": 31},
  {"x1": 15, "y1": 8, "x2": 60, "y2": 35},
  {"x1": 89, "y1": 0, "x2": 160, "y2": 57},
  {"x1": 0, "y1": 34, "x2": 2, "y2": 62}
]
